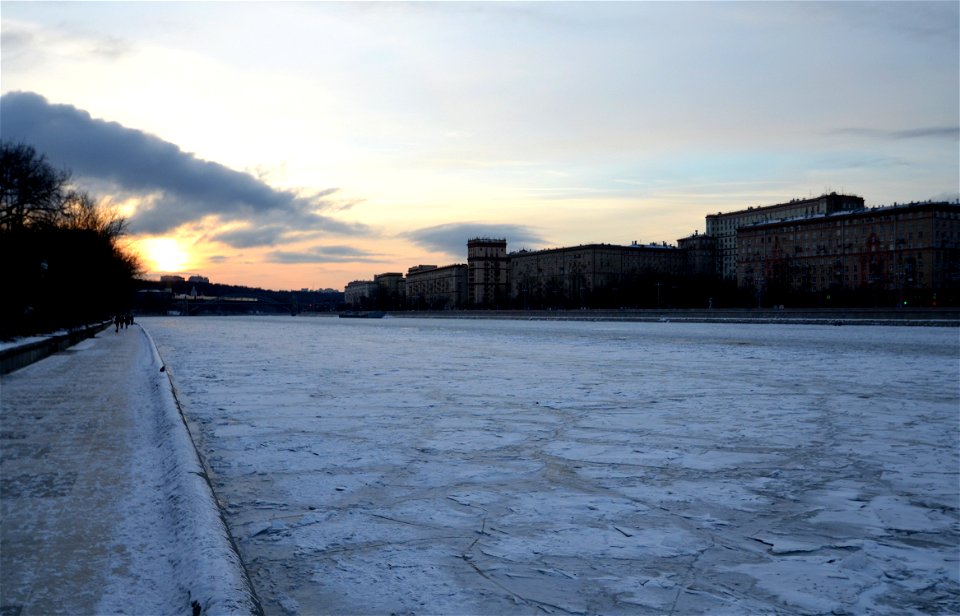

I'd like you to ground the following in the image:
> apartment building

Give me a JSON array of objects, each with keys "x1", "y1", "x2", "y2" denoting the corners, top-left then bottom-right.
[
  {"x1": 374, "y1": 272, "x2": 405, "y2": 308},
  {"x1": 676, "y1": 232, "x2": 717, "y2": 277},
  {"x1": 343, "y1": 193, "x2": 959, "y2": 309},
  {"x1": 405, "y1": 264, "x2": 468, "y2": 310},
  {"x1": 344, "y1": 279, "x2": 377, "y2": 308},
  {"x1": 509, "y1": 242, "x2": 686, "y2": 308},
  {"x1": 706, "y1": 193, "x2": 865, "y2": 280},
  {"x1": 737, "y1": 201, "x2": 960, "y2": 303},
  {"x1": 467, "y1": 238, "x2": 509, "y2": 308}
]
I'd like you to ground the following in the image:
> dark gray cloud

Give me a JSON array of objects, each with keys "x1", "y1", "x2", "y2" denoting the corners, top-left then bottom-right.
[
  {"x1": 828, "y1": 126, "x2": 960, "y2": 140},
  {"x1": 0, "y1": 91, "x2": 366, "y2": 244},
  {"x1": 208, "y1": 225, "x2": 292, "y2": 249},
  {"x1": 267, "y1": 245, "x2": 387, "y2": 264},
  {"x1": 405, "y1": 222, "x2": 547, "y2": 257},
  {"x1": 202, "y1": 198, "x2": 368, "y2": 248}
]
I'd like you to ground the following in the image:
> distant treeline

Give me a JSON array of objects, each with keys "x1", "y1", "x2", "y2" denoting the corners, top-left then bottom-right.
[
  {"x1": 134, "y1": 279, "x2": 345, "y2": 315},
  {"x1": 1, "y1": 141, "x2": 141, "y2": 339}
]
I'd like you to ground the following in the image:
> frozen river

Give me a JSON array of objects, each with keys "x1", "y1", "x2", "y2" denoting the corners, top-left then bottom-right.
[{"x1": 142, "y1": 316, "x2": 959, "y2": 615}]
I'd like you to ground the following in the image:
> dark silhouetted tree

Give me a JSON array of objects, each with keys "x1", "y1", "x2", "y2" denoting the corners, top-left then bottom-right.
[
  {"x1": 0, "y1": 142, "x2": 71, "y2": 231},
  {"x1": 1, "y1": 141, "x2": 142, "y2": 338}
]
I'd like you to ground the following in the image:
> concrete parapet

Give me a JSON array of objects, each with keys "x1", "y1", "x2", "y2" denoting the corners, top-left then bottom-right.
[
  {"x1": 0, "y1": 321, "x2": 111, "y2": 375},
  {"x1": 391, "y1": 307, "x2": 960, "y2": 326},
  {"x1": 141, "y1": 327, "x2": 264, "y2": 615}
]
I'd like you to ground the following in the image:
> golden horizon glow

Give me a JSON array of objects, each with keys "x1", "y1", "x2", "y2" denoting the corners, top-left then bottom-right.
[{"x1": 140, "y1": 237, "x2": 190, "y2": 274}]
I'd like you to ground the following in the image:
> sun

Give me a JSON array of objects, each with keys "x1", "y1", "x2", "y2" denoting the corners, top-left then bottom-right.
[{"x1": 142, "y1": 237, "x2": 190, "y2": 272}]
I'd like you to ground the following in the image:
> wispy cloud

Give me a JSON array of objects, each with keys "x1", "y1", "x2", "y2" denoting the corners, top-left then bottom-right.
[
  {"x1": 1, "y1": 19, "x2": 134, "y2": 69},
  {"x1": 208, "y1": 225, "x2": 293, "y2": 249},
  {"x1": 822, "y1": 2, "x2": 959, "y2": 44},
  {"x1": 266, "y1": 245, "x2": 387, "y2": 264},
  {"x1": 404, "y1": 222, "x2": 547, "y2": 257},
  {"x1": 0, "y1": 91, "x2": 367, "y2": 244},
  {"x1": 827, "y1": 126, "x2": 960, "y2": 141}
]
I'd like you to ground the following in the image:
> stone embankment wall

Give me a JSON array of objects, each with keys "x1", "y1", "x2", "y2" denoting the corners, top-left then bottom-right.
[
  {"x1": 0, "y1": 321, "x2": 111, "y2": 375},
  {"x1": 393, "y1": 307, "x2": 960, "y2": 326}
]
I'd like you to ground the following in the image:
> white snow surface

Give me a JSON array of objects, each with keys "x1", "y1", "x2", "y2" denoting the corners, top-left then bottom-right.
[
  {"x1": 0, "y1": 334, "x2": 51, "y2": 352},
  {"x1": 139, "y1": 328, "x2": 262, "y2": 615},
  {"x1": 1, "y1": 326, "x2": 258, "y2": 615},
  {"x1": 142, "y1": 316, "x2": 960, "y2": 615}
]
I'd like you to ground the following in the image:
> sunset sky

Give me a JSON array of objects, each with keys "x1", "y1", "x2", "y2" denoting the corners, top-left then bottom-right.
[{"x1": 2, "y1": 1, "x2": 957, "y2": 290}]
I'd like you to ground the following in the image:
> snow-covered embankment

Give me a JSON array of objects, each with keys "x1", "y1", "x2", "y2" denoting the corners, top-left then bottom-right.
[{"x1": 140, "y1": 327, "x2": 262, "y2": 615}]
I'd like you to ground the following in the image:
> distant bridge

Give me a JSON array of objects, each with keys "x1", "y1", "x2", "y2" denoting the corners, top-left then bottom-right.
[{"x1": 173, "y1": 294, "x2": 297, "y2": 316}]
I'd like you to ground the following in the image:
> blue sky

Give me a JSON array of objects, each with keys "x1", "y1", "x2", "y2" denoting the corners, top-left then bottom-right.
[{"x1": 2, "y1": 1, "x2": 957, "y2": 289}]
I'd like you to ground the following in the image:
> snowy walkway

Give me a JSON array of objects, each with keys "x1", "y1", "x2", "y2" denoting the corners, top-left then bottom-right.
[{"x1": 0, "y1": 326, "x2": 259, "y2": 616}]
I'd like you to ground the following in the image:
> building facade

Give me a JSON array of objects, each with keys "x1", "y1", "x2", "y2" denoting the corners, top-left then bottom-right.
[
  {"x1": 405, "y1": 264, "x2": 468, "y2": 310},
  {"x1": 509, "y1": 242, "x2": 686, "y2": 308},
  {"x1": 340, "y1": 195, "x2": 960, "y2": 309},
  {"x1": 467, "y1": 238, "x2": 509, "y2": 307},
  {"x1": 374, "y1": 272, "x2": 405, "y2": 309},
  {"x1": 676, "y1": 232, "x2": 717, "y2": 277},
  {"x1": 737, "y1": 201, "x2": 960, "y2": 305},
  {"x1": 344, "y1": 279, "x2": 378, "y2": 308},
  {"x1": 706, "y1": 193, "x2": 865, "y2": 281}
]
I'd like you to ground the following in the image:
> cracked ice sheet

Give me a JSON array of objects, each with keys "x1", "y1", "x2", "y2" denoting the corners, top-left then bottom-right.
[{"x1": 143, "y1": 316, "x2": 960, "y2": 615}]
